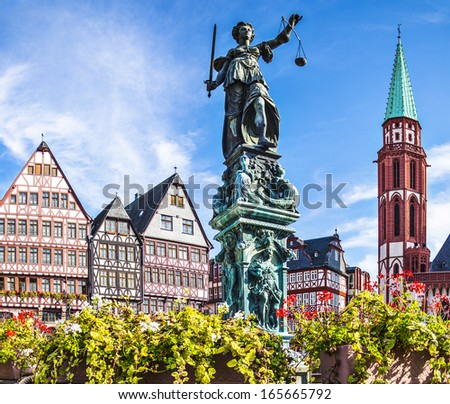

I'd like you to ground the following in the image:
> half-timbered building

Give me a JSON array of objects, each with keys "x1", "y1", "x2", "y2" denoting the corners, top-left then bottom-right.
[
  {"x1": 287, "y1": 232, "x2": 348, "y2": 311},
  {"x1": 207, "y1": 259, "x2": 223, "y2": 313},
  {"x1": 88, "y1": 196, "x2": 143, "y2": 309},
  {"x1": 0, "y1": 141, "x2": 90, "y2": 322},
  {"x1": 125, "y1": 173, "x2": 212, "y2": 314},
  {"x1": 346, "y1": 266, "x2": 370, "y2": 304}
]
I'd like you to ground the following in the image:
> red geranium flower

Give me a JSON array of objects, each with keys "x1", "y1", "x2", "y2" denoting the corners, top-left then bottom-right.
[
  {"x1": 409, "y1": 281, "x2": 425, "y2": 294},
  {"x1": 304, "y1": 310, "x2": 317, "y2": 320},
  {"x1": 276, "y1": 308, "x2": 289, "y2": 318},
  {"x1": 286, "y1": 294, "x2": 297, "y2": 307},
  {"x1": 317, "y1": 290, "x2": 333, "y2": 303},
  {"x1": 6, "y1": 329, "x2": 16, "y2": 337}
]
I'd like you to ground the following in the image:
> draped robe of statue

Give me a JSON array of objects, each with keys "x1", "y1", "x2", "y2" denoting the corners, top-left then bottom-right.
[{"x1": 219, "y1": 44, "x2": 280, "y2": 159}]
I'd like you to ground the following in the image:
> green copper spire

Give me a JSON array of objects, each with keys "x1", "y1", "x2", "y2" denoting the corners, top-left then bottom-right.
[{"x1": 384, "y1": 28, "x2": 418, "y2": 123}]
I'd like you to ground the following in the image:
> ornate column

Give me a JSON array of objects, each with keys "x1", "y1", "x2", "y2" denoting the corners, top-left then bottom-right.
[{"x1": 210, "y1": 145, "x2": 299, "y2": 333}]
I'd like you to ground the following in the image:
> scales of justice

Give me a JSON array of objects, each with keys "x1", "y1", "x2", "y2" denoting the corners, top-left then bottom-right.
[{"x1": 206, "y1": 14, "x2": 305, "y2": 334}]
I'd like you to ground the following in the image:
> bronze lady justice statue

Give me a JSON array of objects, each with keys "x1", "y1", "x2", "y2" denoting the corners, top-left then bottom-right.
[{"x1": 206, "y1": 14, "x2": 302, "y2": 159}]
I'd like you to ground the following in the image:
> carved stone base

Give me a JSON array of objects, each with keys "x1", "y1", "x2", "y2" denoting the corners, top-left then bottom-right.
[{"x1": 211, "y1": 149, "x2": 300, "y2": 333}]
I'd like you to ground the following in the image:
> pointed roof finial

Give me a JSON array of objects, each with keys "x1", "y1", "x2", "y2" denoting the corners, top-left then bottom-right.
[
  {"x1": 397, "y1": 24, "x2": 402, "y2": 42},
  {"x1": 383, "y1": 27, "x2": 418, "y2": 123},
  {"x1": 37, "y1": 133, "x2": 49, "y2": 151},
  {"x1": 174, "y1": 166, "x2": 177, "y2": 173}
]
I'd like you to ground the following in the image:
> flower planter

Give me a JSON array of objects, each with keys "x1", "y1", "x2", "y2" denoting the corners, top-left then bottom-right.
[
  {"x1": 140, "y1": 354, "x2": 245, "y2": 384},
  {"x1": 320, "y1": 346, "x2": 433, "y2": 384},
  {"x1": 319, "y1": 345, "x2": 356, "y2": 384},
  {"x1": 366, "y1": 349, "x2": 433, "y2": 384},
  {"x1": 0, "y1": 361, "x2": 33, "y2": 382},
  {"x1": 55, "y1": 360, "x2": 89, "y2": 384},
  {"x1": 54, "y1": 354, "x2": 245, "y2": 384},
  {"x1": 0, "y1": 361, "x2": 21, "y2": 381}
]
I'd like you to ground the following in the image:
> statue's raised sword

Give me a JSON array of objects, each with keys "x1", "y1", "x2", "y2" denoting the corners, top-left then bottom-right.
[{"x1": 205, "y1": 24, "x2": 216, "y2": 98}]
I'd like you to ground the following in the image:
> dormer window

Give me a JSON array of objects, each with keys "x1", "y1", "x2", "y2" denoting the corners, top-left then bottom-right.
[{"x1": 170, "y1": 195, "x2": 184, "y2": 207}]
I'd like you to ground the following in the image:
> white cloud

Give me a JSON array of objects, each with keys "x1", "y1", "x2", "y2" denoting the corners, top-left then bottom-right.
[
  {"x1": 355, "y1": 253, "x2": 378, "y2": 280},
  {"x1": 0, "y1": 8, "x2": 205, "y2": 215},
  {"x1": 428, "y1": 194, "x2": 450, "y2": 260},
  {"x1": 428, "y1": 143, "x2": 450, "y2": 182},
  {"x1": 338, "y1": 216, "x2": 378, "y2": 249},
  {"x1": 342, "y1": 183, "x2": 377, "y2": 206}
]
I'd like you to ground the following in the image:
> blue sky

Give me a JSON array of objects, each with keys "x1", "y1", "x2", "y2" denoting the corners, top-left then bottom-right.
[{"x1": 0, "y1": 0, "x2": 449, "y2": 279}]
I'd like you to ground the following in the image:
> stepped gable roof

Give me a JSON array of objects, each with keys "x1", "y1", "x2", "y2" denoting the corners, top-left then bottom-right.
[
  {"x1": 384, "y1": 31, "x2": 418, "y2": 123},
  {"x1": 431, "y1": 234, "x2": 450, "y2": 272}
]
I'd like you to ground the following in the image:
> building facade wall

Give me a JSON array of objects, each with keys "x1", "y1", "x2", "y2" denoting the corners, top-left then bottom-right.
[
  {"x1": 90, "y1": 209, "x2": 143, "y2": 307},
  {"x1": 0, "y1": 144, "x2": 90, "y2": 322}
]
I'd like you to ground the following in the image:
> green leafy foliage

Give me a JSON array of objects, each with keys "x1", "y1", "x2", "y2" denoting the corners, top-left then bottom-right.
[
  {"x1": 34, "y1": 300, "x2": 295, "y2": 384},
  {"x1": 288, "y1": 288, "x2": 450, "y2": 383},
  {"x1": 0, "y1": 310, "x2": 51, "y2": 378}
]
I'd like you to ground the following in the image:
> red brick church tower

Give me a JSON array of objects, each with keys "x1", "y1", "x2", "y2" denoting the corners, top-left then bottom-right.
[{"x1": 377, "y1": 29, "x2": 430, "y2": 299}]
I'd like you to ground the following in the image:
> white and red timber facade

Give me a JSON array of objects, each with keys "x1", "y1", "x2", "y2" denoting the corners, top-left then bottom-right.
[
  {"x1": 207, "y1": 259, "x2": 223, "y2": 314},
  {"x1": 286, "y1": 232, "x2": 348, "y2": 311},
  {"x1": 125, "y1": 173, "x2": 212, "y2": 314},
  {"x1": 0, "y1": 141, "x2": 90, "y2": 321},
  {"x1": 0, "y1": 143, "x2": 212, "y2": 321}
]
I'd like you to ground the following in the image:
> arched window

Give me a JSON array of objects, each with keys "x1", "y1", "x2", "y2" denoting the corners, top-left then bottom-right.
[
  {"x1": 410, "y1": 160, "x2": 416, "y2": 189},
  {"x1": 381, "y1": 163, "x2": 385, "y2": 192},
  {"x1": 409, "y1": 202, "x2": 415, "y2": 237},
  {"x1": 393, "y1": 263, "x2": 399, "y2": 276},
  {"x1": 393, "y1": 159, "x2": 400, "y2": 188},
  {"x1": 394, "y1": 199, "x2": 401, "y2": 237},
  {"x1": 410, "y1": 256, "x2": 418, "y2": 272},
  {"x1": 420, "y1": 256, "x2": 427, "y2": 273}
]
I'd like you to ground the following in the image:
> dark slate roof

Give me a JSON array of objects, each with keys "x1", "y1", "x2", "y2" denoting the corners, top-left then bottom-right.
[
  {"x1": 288, "y1": 233, "x2": 344, "y2": 272},
  {"x1": 346, "y1": 266, "x2": 358, "y2": 274},
  {"x1": 125, "y1": 173, "x2": 178, "y2": 235},
  {"x1": 124, "y1": 173, "x2": 212, "y2": 249},
  {"x1": 91, "y1": 196, "x2": 136, "y2": 236},
  {"x1": 431, "y1": 234, "x2": 450, "y2": 272}
]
